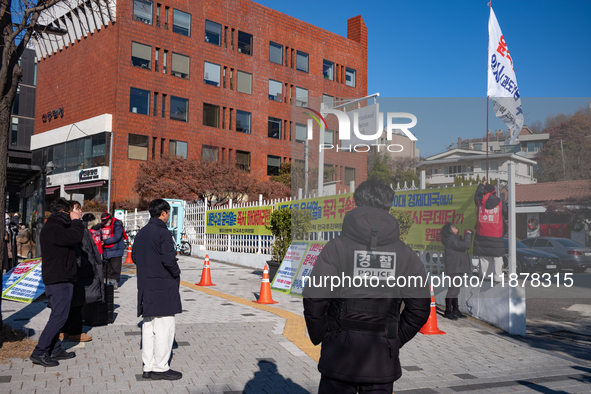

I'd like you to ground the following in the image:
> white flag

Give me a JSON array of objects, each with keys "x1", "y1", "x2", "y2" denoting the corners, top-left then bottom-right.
[{"x1": 487, "y1": 7, "x2": 523, "y2": 145}]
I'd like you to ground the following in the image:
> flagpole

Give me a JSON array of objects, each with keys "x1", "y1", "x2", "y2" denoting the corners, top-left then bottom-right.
[
  {"x1": 486, "y1": 97, "x2": 489, "y2": 182},
  {"x1": 486, "y1": 1, "x2": 491, "y2": 183}
]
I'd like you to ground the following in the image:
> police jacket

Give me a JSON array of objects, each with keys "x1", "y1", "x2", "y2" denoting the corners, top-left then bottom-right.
[
  {"x1": 132, "y1": 217, "x2": 182, "y2": 318},
  {"x1": 303, "y1": 206, "x2": 430, "y2": 384},
  {"x1": 473, "y1": 184, "x2": 508, "y2": 257}
]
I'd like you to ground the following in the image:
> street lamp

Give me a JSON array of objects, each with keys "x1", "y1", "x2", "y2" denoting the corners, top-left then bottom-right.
[{"x1": 35, "y1": 161, "x2": 55, "y2": 257}]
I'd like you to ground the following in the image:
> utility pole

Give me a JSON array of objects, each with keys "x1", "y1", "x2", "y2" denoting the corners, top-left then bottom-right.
[{"x1": 560, "y1": 139, "x2": 566, "y2": 179}]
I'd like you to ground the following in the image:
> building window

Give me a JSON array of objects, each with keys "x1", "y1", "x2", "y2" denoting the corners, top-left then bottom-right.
[
  {"x1": 204, "y1": 61, "x2": 220, "y2": 86},
  {"x1": 237, "y1": 31, "x2": 252, "y2": 55},
  {"x1": 236, "y1": 110, "x2": 251, "y2": 134},
  {"x1": 129, "y1": 87, "x2": 150, "y2": 115},
  {"x1": 205, "y1": 20, "x2": 221, "y2": 45},
  {"x1": 236, "y1": 71, "x2": 252, "y2": 94},
  {"x1": 12, "y1": 87, "x2": 19, "y2": 115},
  {"x1": 296, "y1": 51, "x2": 308, "y2": 73},
  {"x1": 267, "y1": 155, "x2": 281, "y2": 176},
  {"x1": 203, "y1": 103, "x2": 219, "y2": 127},
  {"x1": 324, "y1": 129, "x2": 334, "y2": 145},
  {"x1": 345, "y1": 167, "x2": 355, "y2": 184},
  {"x1": 131, "y1": 42, "x2": 151, "y2": 69},
  {"x1": 133, "y1": 0, "x2": 152, "y2": 24},
  {"x1": 295, "y1": 123, "x2": 306, "y2": 143},
  {"x1": 268, "y1": 79, "x2": 282, "y2": 102},
  {"x1": 172, "y1": 9, "x2": 190, "y2": 36},
  {"x1": 269, "y1": 42, "x2": 282, "y2": 64},
  {"x1": 295, "y1": 87, "x2": 308, "y2": 107},
  {"x1": 323, "y1": 60, "x2": 334, "y2": 80},
  {"x1": 162, "y1": 50, "x2": 167, "y2": 73},
  {"x1": 346, "y1": 67, "x2": 356, "y2": 87},
  {"x1": 268, "y1": 117, "x2": 281, "y2": 139},
  {"x1": 236, "y1": 150, "x2": 250, "y2": 172},
  {"x1": 322, "y1": 94, "x2": 334, "y2": 107},
  {"x1": 171, "y1": 53, "x2": 190, "y2": 79},
  {"x1": 527, "y1": 142, "x2": 543, "y2": 152},
  {"x1": 10, "y1": 117, "x2": 18, "y2": 147},
  {"x1": 169, "y1": 140, "x2": 188, "y2": 158},
  {"x1": 128, "y1": 134, "x2": 149, "y2": 160},
  {"x1": 445, "y1": 165, "x2": 467, "y2": 174},
  {"x1": 202, "y1": 145, "x2": 219, "y2": 162},
  {"x1": 170, "y1": 96, "x2": 188, "y2": 122}
]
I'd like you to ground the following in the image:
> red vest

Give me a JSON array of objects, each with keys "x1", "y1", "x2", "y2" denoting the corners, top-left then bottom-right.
[
  {"x1": 90, "y1": 228, "x2": 103, "y2": 254},
  {"x1": 476, "y1": 193, "x2": 503, "y2": 237},
  {"x1": 101, "y1": 218, "x2": 128, "y2": 249}
]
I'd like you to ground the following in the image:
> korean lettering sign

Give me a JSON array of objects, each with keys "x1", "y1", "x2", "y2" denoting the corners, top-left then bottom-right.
[
  {"x1": 277, "y1": 193, "x2": 356, "y2": 232},
  {"x1": 391, "y1": 185, "x2": 478, "y2": 252},
  {"x1": 205, "y1": 206, "x2": 272, "y2": 235},
  {"x1": 2, "y1": 258, "x2": 46, "y2": 303}
]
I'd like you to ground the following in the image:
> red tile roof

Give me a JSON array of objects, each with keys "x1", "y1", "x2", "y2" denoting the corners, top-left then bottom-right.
[{"x1": 516, "y1": 180, "x2": 591, "y2": 203}]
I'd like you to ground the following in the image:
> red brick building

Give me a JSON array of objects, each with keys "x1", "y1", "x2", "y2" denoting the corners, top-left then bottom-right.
[{"x1": 31, "y1": 0, "x2": 368, "y2": 207}]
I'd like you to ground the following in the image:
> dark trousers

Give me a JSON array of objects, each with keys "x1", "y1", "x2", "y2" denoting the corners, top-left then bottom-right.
[
  {"x1": 33, "y1": 282, "x2": 73, "y2": 355},
  {"x1": 446, "y1": 274, "x2": 463, "y2": 312},
  {"x1": 319, "y1": 375, "x2": 394, "y2": 394},
  {"x1": 62, "y1": 305, "x2": 83, "y2": 335},
  {"x1": 104, "y1": 256, "x2": 122, "y2": 282}
]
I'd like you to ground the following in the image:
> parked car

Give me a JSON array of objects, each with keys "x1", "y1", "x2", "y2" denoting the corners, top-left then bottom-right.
[
  {"x1": 502, "y1": 238, "x2": 561, "y2": 275},
  {"x1": 521, "y1": 237, "x2": 591, "y2": 273}
]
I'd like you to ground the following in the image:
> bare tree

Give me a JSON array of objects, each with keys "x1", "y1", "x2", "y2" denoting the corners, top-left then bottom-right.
[{"x1": 0, "y1": 0, "x2": 83, "y2": 324}]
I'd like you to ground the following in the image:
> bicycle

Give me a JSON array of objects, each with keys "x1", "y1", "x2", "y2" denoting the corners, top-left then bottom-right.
[{"x1": 170, "y1": 229, "x2": 192, "y2": 256}]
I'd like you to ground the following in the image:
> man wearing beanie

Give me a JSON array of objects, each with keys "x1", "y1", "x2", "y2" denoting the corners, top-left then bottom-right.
[
  {"x1": 94, "y1": 212, "x2": 127, "y2": 288},
  {"x1": 474, "y1": 182, "x2": 508, "y2": 282}
]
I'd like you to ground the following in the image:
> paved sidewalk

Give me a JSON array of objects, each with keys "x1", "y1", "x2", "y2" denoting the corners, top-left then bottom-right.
[{"x1": 0, "y1": 255, "x2": 590, "y2": 393}]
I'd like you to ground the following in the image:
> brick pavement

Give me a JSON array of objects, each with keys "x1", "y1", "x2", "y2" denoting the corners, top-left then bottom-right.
[{"x1": 1, "y1": 254, "x2": 590, "y2": 393}]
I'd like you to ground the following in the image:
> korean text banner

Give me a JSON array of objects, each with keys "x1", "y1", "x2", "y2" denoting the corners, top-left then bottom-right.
[
  {"x1": 271, "y1": 241, "x2": 326, "y2": 297},
  {"x1": 2, "y1": 258, "x2": 45, "y2": 303},
  {"x1": 487, "y1": 6, "x2": 523, "y2": 145},
  {"x1": 277, "y1": 193, "x2": 356, "y2": 232},
  {"x1": 391, "y1": 185, "x2": 478, "y2": 252},
  {"x1": 205, "y1": 206, "x2": 272, "y2": 235}
]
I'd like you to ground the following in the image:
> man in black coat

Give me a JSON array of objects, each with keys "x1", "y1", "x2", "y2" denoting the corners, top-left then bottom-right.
[
  {"x1": 441, "y1": 223, "x2": 473, "y2": 320},
  {"x1": 30, "y1": 197, "x2": 85, "y2": 367},
  {"x1": 473, "y1": 182, "x2": 508, "y2": 282},
  {"x1": 303, "y1": 179, "x2": 431, "y2": 394},
  {"x1": 132, "y1": 199, "x2": 182, "y2": 381}
]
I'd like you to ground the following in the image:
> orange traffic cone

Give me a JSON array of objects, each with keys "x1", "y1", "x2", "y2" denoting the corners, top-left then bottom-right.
[
  {"x1": 419, "y1": 286, "x2": 445, "y2": 335},
  {"x1": 123, "y1": 244, "x2": 134, "y2": 265},
  {"x1": 196, "y1": 255, "x2": 216, "y2": 286},
  {"x1": 253, "y1": 265, "x2": 278, "y2": 304}
]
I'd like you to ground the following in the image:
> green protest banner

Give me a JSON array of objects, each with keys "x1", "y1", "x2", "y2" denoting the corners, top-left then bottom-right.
[
  {"x1": 391, "y1": 185, "x2": 478, "y2": 252},
  {"x1": 205, "y1": 206, "x2": 272, "y2": 235},
  {"x1": 277, "y1": 193, "x2": 356, "y2": 232}
]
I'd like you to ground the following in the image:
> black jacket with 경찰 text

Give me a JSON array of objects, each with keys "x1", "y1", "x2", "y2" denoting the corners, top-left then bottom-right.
[
  {"x1": 303, "y1": 206, "x2": 430, "y2": 384},
  {"x1": 132, "y1": 217, "x2": 182, "y2": 318},
  {"x1": 40, "y1": 212, "x2": 85, "y2": 285}
]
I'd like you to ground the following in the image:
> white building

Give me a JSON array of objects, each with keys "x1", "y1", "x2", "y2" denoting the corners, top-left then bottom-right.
[{"x1": 418, "y1": 149, "x2": 537, "y2": 187}]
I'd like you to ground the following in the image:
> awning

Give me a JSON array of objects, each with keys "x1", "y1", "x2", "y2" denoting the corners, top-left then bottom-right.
[
  {"x1": 46, "y1": 186, "x2": 59, "y2": 194},
  {"x1": 64, "y1": 181, "x2": 105, "y2": 191}
]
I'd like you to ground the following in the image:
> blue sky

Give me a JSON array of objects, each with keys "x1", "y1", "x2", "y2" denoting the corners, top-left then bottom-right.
[{"x1": 255, "y1": 0, "x2": 591, "y2": 156}]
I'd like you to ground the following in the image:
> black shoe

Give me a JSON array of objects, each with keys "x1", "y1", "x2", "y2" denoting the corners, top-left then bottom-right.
[
  {"x1": 453, "y1": 310, "x2": 467, "y2": 319},
  {"x1": 50, "y1": 348, "x2": 76, "y2": 360},
  {"x1": 444, "y1": 311, "x2": 458, "y2": 321},
  {"x1": 30, "y1": 353, "x2": 59, "y2": 367},
  {"x1": 151, "y1": 369, "x2": 182, "y2": 380},
  {"x1": 142, "y1": 372, "x2": 152, "y2": 379}
]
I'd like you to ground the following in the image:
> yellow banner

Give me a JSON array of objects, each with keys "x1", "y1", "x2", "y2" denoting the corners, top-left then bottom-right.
[
  {"x1": 205, "y1": 206, "x2": 272, "y2": 235},
  {"x1": 392, "y1": 185, "x2": 478, "y2": 252},
  {"x1": 277, "y1": 193, "x2": 356, "y2": 232}
]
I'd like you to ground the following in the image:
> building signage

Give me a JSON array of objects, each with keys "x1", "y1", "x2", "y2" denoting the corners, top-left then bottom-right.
[
  {"x1": 79, "y1": 167, "x2": 102, "y2": 182},
  {"x1": 42, "y1": 107, "x2": 64, "y2": 123}
]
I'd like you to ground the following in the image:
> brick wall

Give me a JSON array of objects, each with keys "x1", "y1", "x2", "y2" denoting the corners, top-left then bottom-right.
[{"x1": 35, "y1": 0, "x2": 369, "y2": 204}]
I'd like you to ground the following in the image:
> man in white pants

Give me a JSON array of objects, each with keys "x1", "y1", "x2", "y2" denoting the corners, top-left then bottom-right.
[
  {"x1": 473, "y1": 182, "x2": 508, "y2": 283},
  {"x1": 132, "y1": 199, "x2": 182, "y2": 380}
]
